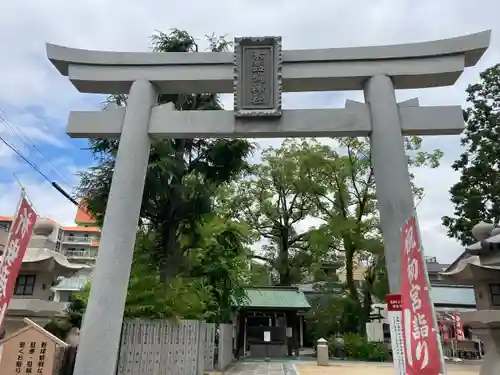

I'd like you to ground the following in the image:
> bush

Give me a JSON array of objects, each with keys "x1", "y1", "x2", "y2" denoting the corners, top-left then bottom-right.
[{"x1": 327, "y1": 333, "x2": 390, "y2": 362}]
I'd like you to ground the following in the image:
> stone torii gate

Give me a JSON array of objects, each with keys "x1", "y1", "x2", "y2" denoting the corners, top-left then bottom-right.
[{"x1": 47, "y1": 31, "x2": 490, "y2": 375}]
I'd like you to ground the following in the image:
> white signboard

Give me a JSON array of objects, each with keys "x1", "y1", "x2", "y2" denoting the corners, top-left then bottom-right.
[
  {"x1": 366, "y1": 322, "x2": 384, "y2": 342},
  {"x1": 263, "y1": 331, "x2": 271, "y2": 342},
  {"x1": 386, "y1": 294, "x2": 406, "y2": 375}
]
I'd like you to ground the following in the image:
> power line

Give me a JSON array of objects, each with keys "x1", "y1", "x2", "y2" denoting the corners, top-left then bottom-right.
[
  {"x1": 0, "y1": 107, "x2": 73, "y2": 185},
  {"x1": 0, "y1": 133, "x2": 78, "y2": 206},
  {"x1": 0, "y1": 133, "x2": 51, "y2": 182}
]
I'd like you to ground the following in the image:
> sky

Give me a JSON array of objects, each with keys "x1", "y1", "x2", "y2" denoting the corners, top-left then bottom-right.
[{"x1": 0, "y1": 0, "x2": 498, "y2": 263}]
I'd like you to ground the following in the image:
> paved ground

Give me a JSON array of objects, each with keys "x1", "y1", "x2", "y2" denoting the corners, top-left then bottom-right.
[
  {"x1": 295, "y1": 362, "x2": 481, "y2": 375},
  {"x1": 225, "y1": 362, "x2": 297, "y2": 375},
  {"x1": 223, "y1": 361, "x2": 481, "y2": 375}
]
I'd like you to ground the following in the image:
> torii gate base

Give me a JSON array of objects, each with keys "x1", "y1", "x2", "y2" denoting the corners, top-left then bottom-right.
[{"x1": 47, "y1": 31, "x2": 490, "y2": 375}]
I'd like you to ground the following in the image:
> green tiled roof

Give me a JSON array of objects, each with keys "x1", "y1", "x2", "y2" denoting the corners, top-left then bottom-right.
[
  {"x1": 237, "y1": 288, "x2": 311, "y2": 309},
  {"x1": 52, "y1": 275, "x2": 89, "y2": 292}
]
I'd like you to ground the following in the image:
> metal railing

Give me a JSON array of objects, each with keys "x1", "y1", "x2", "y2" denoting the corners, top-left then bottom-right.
[
  {"x1": 62, "y1": 249, "x2": 98, "y2": 258},
  {"x1": 61, "y1": 236, "x2": 95, "y2": 243}
]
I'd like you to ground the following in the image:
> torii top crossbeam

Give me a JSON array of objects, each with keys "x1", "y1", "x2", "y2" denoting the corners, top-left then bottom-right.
[{"x1": 47, "y1": 30, "x2": 490, "y2": 95}]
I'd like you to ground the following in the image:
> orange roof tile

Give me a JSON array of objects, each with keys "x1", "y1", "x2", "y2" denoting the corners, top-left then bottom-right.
[
  {"x1": 74, "y1": 202, "x2": 96, "y2": 225},
  {"x1": 61, "y1": 226, "x2": 101, "y2": 233},
  {"x1": 0, "y1": 216, "x2": 13, "y2": 222}
]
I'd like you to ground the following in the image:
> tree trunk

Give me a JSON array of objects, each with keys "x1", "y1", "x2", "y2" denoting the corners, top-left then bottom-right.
[
  {"x1": 278, "y1": 226, "x2": 291, "y2": 285},
  {"x1": 158, "y1": 139, "x2": 186, "y2": 282},
  {"x1": 359, "y1": 291, "x2": 372, "y2": 336},
  {"x1": 344, "y1": 245, "x2": 357, "y2": 299},
  {"x1": 160, "y1": 224, "x2": 183, "y2": 282}
]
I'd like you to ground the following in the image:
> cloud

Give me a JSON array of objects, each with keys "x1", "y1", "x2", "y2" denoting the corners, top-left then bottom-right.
[
  {"x1": 0, "y1": 171, "x2": 80, "y2": 226},
  {"x1": 0, "y1": 0, "x2": 498, "y2": 263},
  {"x1": 413, "y1": 166, "x2": 464, "y2": 262}
]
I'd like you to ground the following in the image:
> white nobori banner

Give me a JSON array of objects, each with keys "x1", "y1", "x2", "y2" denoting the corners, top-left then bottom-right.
[{"x1": 386, "y1": 294, "x2": 406, "y2": 375}]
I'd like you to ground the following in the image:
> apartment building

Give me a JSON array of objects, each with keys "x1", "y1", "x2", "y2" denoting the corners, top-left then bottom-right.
[
  {"x1": 0, "y1": 206, "x2": 99, "y2": 336},
  {"x1": 0, "y1": 206, "x2": 100, "y2": 266},
  {"x1": 55, "y1": 207, "x2": 100, "y2": 265}
]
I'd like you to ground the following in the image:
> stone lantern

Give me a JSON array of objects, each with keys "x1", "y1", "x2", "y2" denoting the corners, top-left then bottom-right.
[{"x1": 440, "y1": 222, "x2": 500, "y2": 375}]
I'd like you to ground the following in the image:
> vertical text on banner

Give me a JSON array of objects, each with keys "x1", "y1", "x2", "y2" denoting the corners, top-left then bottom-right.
[
  {"x1": 454, "y1": 313, "x2": 465, "y2": 342},
  {"x1": 401, "y1": 216, "x2": 444, "y2": 375},
  {"x1": 386, "y1": 294, "x2": 406, "y2": 375}
]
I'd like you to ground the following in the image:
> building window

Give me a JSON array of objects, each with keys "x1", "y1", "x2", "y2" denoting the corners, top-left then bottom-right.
[
  {"x1": 14, "y1": 275, "x2": 36, "y2": 296},
  {"x1": 489, "y1": 284, "x2": 500, "y2": 306}
]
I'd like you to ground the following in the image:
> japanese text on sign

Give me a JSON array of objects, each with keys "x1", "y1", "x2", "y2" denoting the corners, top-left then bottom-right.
[
  {"x1": 401, "y1": 216, "x2": 442, "y2": 375},
  {"x1": 234, "y1": 36, "x2": 282, "y2": 117},
  {"x1": 250, "y1": 50, "x2": 267, "y2": 105},
  {"x1": 13, "y1": 340, "x2": 48, "y2": 374},
  {"x1": 386, "y1": 294, "x2": 405, "y2": 375}
]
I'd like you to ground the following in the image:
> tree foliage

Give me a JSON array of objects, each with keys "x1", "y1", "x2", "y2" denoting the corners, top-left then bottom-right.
[
  {"x1": 77, "y1": 29, "x2": 254, "y2": 282},
  {"x1": 443, "y1": 64, "x2": 500, "y2": 245},
  {"x1": 58, "y1": 215, "x2": 251, "y2": 324},
  {"x1": 73, "y1": 29, "x2": 253, "y2": 325},
  {"x1": 230, "y1": 140, "x2": 318, "y2": 285},
  {"x1": 228, "y1": 136, "x2": 440, "y2": 335},
  {"x1": 307, "y1": 137, "x2": 439, "y2": 291}
]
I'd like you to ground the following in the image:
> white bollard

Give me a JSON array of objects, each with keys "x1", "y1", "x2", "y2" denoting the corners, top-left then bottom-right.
[{"x1": 317, "y1": 338, "x2": 329, "y2": 366}]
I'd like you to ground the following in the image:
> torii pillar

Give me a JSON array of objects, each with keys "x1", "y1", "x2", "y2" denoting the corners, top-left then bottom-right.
[{"x1": 46, "y1": 31, "x2": 490, "y2": 375}]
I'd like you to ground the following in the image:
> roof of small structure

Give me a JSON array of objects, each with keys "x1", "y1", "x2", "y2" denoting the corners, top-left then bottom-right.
[
  {"x1": 52, "y1": 274, "x2": 90, "y2": 292},
  {"x1": 430, "y1": 286, "x2": 476, "y2": 307},
  {"x1": 0, "y1": 318, "x2": 68, "y2": 347},
  {"x1": 440, "y1": 250, "x2": 500, "y2": 283},
  {"x1": 441, "y1": 262, "x2": 500, "y2": 282},
  {"x1": 235, "y1": 287, "x2": 311, "y2": 310},
  {"x1": 23, "y1": 248, "x2": 91, "y2": 270},
  {"x1": 463, "y1": 222, "x2": 500, "y2": 254},
  {"x1": 426, "y1": 262, "x2": 450, "y2": 273},
  {"x1": 466, "y1": 233, "x2": 500, "y2": 254}
]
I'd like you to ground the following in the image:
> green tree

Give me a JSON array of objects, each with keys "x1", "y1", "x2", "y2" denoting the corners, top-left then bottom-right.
[
  {"x1": 307, "y1": 137, "x2": 440, "y2": 294},
  {"x1": 230, "y1": 140, "x2": 319, "y2": 285},
  {"x1": 187, "y1": 215, "x2": 252, "y2": 323},
  {"x1": 302, "y1": 136, "x2": 440, "y2": 334},
  {"x1": 58, "y1": 216, "x2": 251, "y2": 324},
  {"x1": 77, "y1": 29, "x2": 254, "y2": 281},
  {"x1": 442, "y1": 64, "x2": 500, "y2": 245},
  {"x1": 247, "y1": 261, "x2": 273, "y2": 285}
]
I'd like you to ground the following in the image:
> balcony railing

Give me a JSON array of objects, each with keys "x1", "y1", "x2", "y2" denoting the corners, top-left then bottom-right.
[
  {"x1": 62, "y1": 249, "x2": 98, "y2": 259},
  {"x1": 61, "y1": 236, "x2": 95, "y2": 243}
]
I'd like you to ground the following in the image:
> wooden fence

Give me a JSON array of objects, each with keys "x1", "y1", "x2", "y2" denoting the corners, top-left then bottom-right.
[{"x1": 115, "y1": 319, "x2": 216, "y2": 375}]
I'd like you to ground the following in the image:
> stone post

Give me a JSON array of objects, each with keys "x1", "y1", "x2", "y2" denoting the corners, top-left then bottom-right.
[
  {"x1": 317, "y1": 338, "x2": 329, "y2": 366},
  {"x1": 473, "y1": 328, "x2": 500, "y2": 375},
  {"x1": 73, "y1": 80, "x2": 157, "y2": 375},
  {"x1": 364, "y1": 74, "x2": 417, "y2": 293}
]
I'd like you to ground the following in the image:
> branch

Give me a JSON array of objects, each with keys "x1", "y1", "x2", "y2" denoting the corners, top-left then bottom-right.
[
  {"x1": 250, "y1": 254, "x2": 272, "y2": 263},
  {"x1": 347, "y1": 143, "x2": 363, "y2": 205},
  {"x1": 287, "y1": 230, "x2": 310, "y2": 247},
  {"x1": 357, "y1": 166, "x2": 374, "y2": 223}
]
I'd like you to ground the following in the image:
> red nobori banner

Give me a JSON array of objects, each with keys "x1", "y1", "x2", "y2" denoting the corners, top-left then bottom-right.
[
  {"x1": 0, "y1": 196, "x2": 37, "y2": 330},
  {"x1": 401, "y1": 216, "x2": 442, "y2": 375},
  {"x1": 454, "y1": 313, "x2": 465, "y2": 341}
]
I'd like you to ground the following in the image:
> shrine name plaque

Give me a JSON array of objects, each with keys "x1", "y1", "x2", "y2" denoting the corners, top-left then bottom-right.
[{"x1": 234, "y1": 36, "x2": 282, "y2": 118}]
